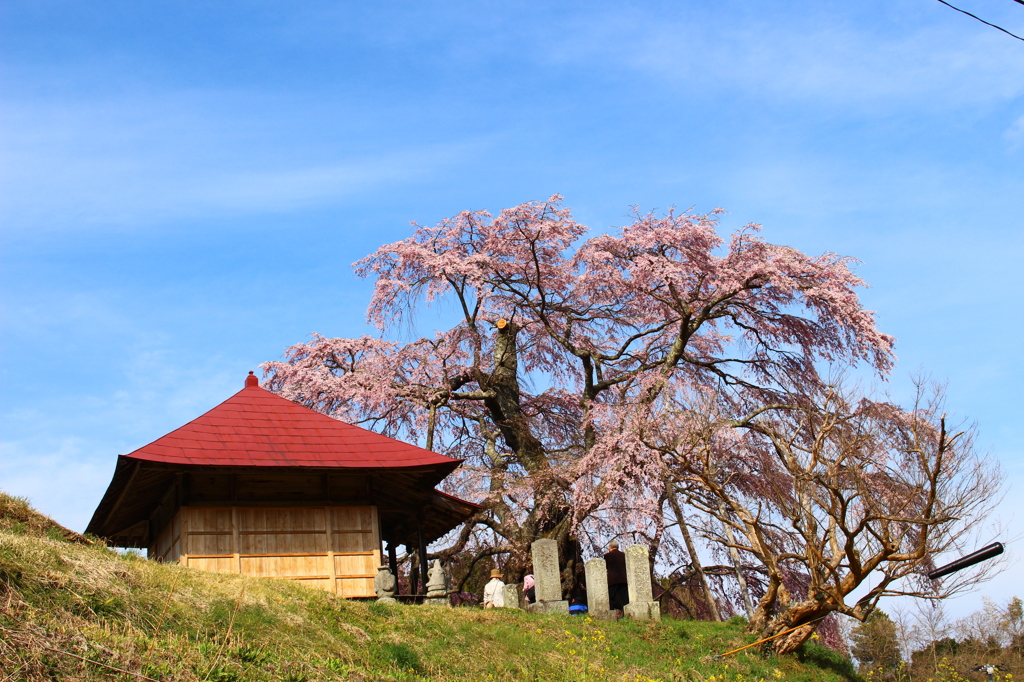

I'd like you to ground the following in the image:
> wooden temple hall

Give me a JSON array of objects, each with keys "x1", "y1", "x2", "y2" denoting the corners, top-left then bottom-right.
[{"x1": 87, "y1": 372, "x2": 479, "y2": 597}]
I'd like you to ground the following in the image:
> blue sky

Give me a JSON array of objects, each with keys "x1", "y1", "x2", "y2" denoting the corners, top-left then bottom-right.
[{"x1": 2, "y1": 0, "x2": 1022, "y2": 618}]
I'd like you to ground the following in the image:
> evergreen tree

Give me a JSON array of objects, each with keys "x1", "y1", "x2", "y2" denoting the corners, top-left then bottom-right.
[{"x1": 851, "y1": 609, "x2": 904, "y2": 680}]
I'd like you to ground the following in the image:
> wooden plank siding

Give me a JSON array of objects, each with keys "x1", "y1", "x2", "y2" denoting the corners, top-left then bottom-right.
[{"x1": 151, "y1": 505, "x2": 380, "y2": 596}]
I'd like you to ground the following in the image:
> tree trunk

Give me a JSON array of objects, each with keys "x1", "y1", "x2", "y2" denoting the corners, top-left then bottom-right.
[
  {"x1": 762, "y1": 601, "x2": 829, "y2": 655},
  {"x1": 670, "y1": 491, "x2": 721, "y2": 621},
  {"x1": 719, "y1": 500, "x2": 755, "y2": 619},
  {"x1": 487, "y1": 321, "x2": 574, "y2": 567},
  {"x1": 486, "y1": 321, "x2": 546, "y2": 471}
]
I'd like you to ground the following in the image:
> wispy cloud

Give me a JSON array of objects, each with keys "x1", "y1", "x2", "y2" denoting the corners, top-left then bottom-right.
[
  {"x1": 1006, "y1": 113, "x2": 1024, "y2": 151},
  {"x1": 0, "y1": 346, "x2": 249, "y2": 531},
  {"x1": 543, "y1": 6, "x2": 1024, "y2": 112},
  {"x1": 0, "y1": 90, "x2": 491, "y2": 232},
  {"x1": 0, "y1": 436, "x2": 111, "y2": 531},
  {"x1": 196, "y1": 148, "x2": 480, "y2": 212}
]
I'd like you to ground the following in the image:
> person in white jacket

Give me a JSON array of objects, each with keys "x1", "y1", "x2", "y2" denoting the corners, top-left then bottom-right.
[{"x1": 482, "y1": 568, "x2": 505, "y2": 608}]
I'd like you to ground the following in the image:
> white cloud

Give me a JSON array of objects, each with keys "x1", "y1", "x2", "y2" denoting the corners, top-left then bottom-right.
[
  {"x1": 1006, "y1": 113, "x2": 1024, "y2": 150},
  {"x1": 0, "y1": 352, "x2": 249, "y2": 532},
  {"x1": 0, "y1": 436, "x2": 112, "y2": 532},
  {"x1": 545, "y1": 6, "x2": 1024, "y2": 113},
  {"x1": 0, "y1": 91, "x2": 491, "y2": 232},
  {"x1": 195, "y1": 145, "x2": 482, "y2": 212}
]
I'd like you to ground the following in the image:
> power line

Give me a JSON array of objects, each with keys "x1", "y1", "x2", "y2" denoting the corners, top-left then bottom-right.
[{"x1": 935, "y1": 0, "x2": 1024, "y2": 41}]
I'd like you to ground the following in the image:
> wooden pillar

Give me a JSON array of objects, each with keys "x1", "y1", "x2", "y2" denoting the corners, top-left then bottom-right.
[
  {"x1": 409, "y1": 549, "x2": 419, "y2": 597},
  {"x1": 179, "y1": 506, "x2": 190, "y2": 568},
  {"x1": 418, "y1": 524, "x2": 428, "y2": 598},
  {"x1": 325, "y1": 506, "x2": 338, "y2": 595},
  {"x1": 231, "y1": 507, "x2": 241, "y2": 574}
]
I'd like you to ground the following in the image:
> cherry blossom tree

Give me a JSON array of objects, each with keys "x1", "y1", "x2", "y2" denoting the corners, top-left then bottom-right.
[
  {"x1": 261, "y1": 195, "x2": 896, "y2": 586},
  {"x1": 654, "y1": 379, "x2": 1003, "y2": 653}
]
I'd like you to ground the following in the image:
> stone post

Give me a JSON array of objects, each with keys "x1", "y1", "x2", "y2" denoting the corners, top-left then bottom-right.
[
  {"x1": 374, "y1": 565, "x2": 397, "y2": 604},
  {"x1": 528, "y1": 539, "x2": 569, "y2": 614},
  {"x1": 622, "y1": 545, "x2": 660, "y2": 621},
  {"x1": 502, "y1": 583, "x2": 522, "y2": 609},
  {"x1": 424, "y1": 559, "x2": 449, "y2": 606},
  {"x1": 584, "y1": 557, "x2": 614, "y2": 620}
]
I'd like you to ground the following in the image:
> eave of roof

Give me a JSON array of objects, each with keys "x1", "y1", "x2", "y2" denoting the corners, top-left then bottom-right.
[
  {"x1": 87, "y1": 457, "x2": 482, "y2": 547},
  {"x1": 86, "y1": 372, "x2": 478, "y2": 544},
  {"x1": 120, "y1": 372, "x2": 462, "y2": 470}
]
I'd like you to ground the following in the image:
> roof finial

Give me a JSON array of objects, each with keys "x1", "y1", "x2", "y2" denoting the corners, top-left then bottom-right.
[{"x1": 245, "y1": 371, "x2": 259, "y2": 388}]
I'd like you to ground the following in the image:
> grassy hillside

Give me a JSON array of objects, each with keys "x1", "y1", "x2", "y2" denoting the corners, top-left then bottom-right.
[{"x1": 0, "y1": 493, "x2": 860, "y2": 681}]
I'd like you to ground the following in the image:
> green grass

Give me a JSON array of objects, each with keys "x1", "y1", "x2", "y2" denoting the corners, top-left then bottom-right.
[{"x1": 0, "y1": 493, "x2": 861, "y2": 681}]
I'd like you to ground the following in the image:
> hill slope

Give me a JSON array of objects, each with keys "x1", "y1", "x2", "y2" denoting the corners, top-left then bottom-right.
[{"x1": 0, "y1": 493, "x2": 860, "y2": 681}]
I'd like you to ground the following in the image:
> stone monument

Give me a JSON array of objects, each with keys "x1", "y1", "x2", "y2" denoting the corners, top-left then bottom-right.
[
  {"x1": 527, "y1": 539, "x2": 569, "y2": 614},
  {"x1": 502, "y1": 582, "x2": 522, "y2": 609},
  {"x1": 622, "y1": 545, "x2": 660, "y2": 621},
  {"x1": 425, "y1": 559, "x2": 449, "y2": 606},
  {"x1": 584, "y1": 557, "x2": 614, "y2": 620},
  {"x1": 374, "y1": 564, "x2": 397, "y2": 603}
]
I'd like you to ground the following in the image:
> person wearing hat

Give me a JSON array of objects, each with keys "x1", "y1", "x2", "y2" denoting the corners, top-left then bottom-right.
[{"x1": 483, "y1": 568, "x2": 505, "y2": 608}]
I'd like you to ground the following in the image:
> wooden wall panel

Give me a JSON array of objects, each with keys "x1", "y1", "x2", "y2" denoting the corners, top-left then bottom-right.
[
  {"x1": 165, "y1": 514, "x2": 183, "y2": 563},
  {"x1": 298, "y1": 578, "x2": 334, "y2": 591},
  {"x1": 337, "y1": 577, "x2": 375, "y2": 598},
  {"x1": 153, "y1": 525, "x2": 166, "y2": 560},
  {"x1": 180, "y1": 472, "x2": 372, "y2": 505},
  {"x1": 331, "y1": 507, "x2": 378, "y2": 553},
  {"x1": 235, "y1": 474, "x2": 323, "y2": 502},
  {"x1": 163, "y1": 504, "x2": 381, "y2": 596},
  {"x1": 187, "y1": 473, "x2": 233, "y2": 502},
  {"x1": 326, "y1": 475, "x2": 368, "y2": 500},
  {"x1": 239, "y1": 533, "x2": 308, "y2": 556},
  {"x1": 190, "y1": 507, "x2": 232, "y2": 532},
  {"x1": 334, "y1": 553, "x2": 376, "y2": 577},
  {"x1": 151, "y1": 513, "x2": 181, "y2": 563},
  {"x1": 152, "y1": 519, "x2": 167, "y2": 560},
  {"x1": 185, "y1": 508, "x2": 233, "y2": 555},
  {"x1": 188, "y1": 556, "x2": 236, "y2": 574},
  {"x1": 238, "y1": 507, "x2": 325, "y2": 531},
  {"x1": 188, "y1": 534, "x2": 233, "y2": 555},
  {"x1": 240, "y1": 554, "x2": 330, "y2": 578}
]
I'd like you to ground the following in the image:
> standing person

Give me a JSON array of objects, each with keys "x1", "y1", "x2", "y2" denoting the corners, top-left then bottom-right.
[
  {"x1": 482, "y1": 568, "x2": 505, "y2": 608},
  {"x1": 604, "y1": 540, "x2": 629, "y2": 616}
]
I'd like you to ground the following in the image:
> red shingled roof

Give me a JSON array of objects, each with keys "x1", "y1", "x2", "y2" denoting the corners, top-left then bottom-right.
[{"x1": 121, "y1": 371, "x2": 461, "y2": 469}]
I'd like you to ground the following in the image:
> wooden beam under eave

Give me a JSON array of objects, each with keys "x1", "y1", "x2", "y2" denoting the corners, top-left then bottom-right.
[{"x1": 96, "y1": 459, "x2": 141, "y2": 543}]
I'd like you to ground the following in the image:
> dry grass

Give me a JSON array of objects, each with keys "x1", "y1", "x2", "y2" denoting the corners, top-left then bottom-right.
[
  {"x1": 0, "y1": 493, "x2": 862, "y2": 681},
  {"x1": 0, "y1": 494, "x2": 96, "y2": 546}
]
